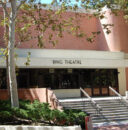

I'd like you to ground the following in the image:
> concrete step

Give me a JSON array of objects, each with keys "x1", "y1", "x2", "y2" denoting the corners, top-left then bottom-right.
[
  {"x1": 60, "y1": 101, "x2": 126, "y2": 107},
  {"x1": 95, "y1": 99, "x2": 121, "y2": 102},
  {"x1": 64, "y1": 107, "x2": 96, "y2": 112},
  {"x1": 59, "y1": 98, "x2": 128, "y2": 125},
  {"x1": 63, "y1": 105, "x2": 97, "y2": 109},
  {"x1": 64, "y1": 108, "x2": 128, "y2": 117},
  {"x1": 60, "y1": 100, "x2": 121, "y2": 104},
  {"x1": 84, "y1": 109, "x2": 128, "y2": 113},
  {"x1": 63, "y1": 106, "x2": 128, "y2": 112},
  {"x1": 101, "y1": 107, "x2": 128, "y2": 110},
  {"x1": 62, "y1": 104, "x2": 127, "y2": 109},
  {"x1": 91, "y1": 111, "x2": 128, "y2": 116},
  {"x1": 92, "y1": 117, "x2": 128, "y2": 123},
  {"x1": 61, "y1": 101, "x2": 126, "y2": 105},
  {"x1": 60, "y1": 102, "x2": 90, "y2": 105},
  {"x1": 92, "y1": 114, "x2": 128, "y2": 119},
  {"x1": 95, "y1": 102, "x2": 126, "y2": 106},
  {"x1": 61, "y1": 104, "x2": 94, "y2": 107}
]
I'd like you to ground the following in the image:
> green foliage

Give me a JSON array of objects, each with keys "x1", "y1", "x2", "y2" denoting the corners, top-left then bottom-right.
[
  {"x1": 0, "y1": 111, "x2": 12, "y2": 119},
  {"x1": 0, "y1": 100, "x2": 11, "y2": 111},
  {"x1": 0, "y1": 100, "x2": 13, "y2": 122},
  {"x1": 0, "y1": 100, "x2": 86, "y2": 127},
  {"x1": 24, "y1": 52, "x2": 31, "y2": 66},
  {"x1": 64, "y1": 109, "x2": 86, "y2": 127},
  {"x1": 12, "y1": 107, "x2": 29, "y2": 119},
  {"x1": 0, "y1": 111, "x2": 12, "y2": 123},
  {"x1": 50, "y1": 109, "x2": 67, "y2": 125}
]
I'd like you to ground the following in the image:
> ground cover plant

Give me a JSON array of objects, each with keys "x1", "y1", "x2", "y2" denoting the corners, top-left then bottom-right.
[{"x1": 0, "y1": 100, "x2": 86, "y2": 128}]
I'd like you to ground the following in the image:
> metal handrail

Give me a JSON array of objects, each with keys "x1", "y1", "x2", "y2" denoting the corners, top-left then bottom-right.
[
  {"x1": 80, "y1": 87, "x2": 102, "y2": 114},
  {"x1": 109, "y1": 86, "x2": 128, "y2": 105}
]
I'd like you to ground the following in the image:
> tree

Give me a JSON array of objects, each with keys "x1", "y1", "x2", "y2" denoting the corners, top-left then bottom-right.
[
  {"x1": 0, "y1": 0, "x2": 88, "y2": 108},
  {"x1": 0, "y1": 0, "x2": 23, "y2": 107},
  {"x1": 115, "y1": 0, "x2": 128, "y2": 21}
]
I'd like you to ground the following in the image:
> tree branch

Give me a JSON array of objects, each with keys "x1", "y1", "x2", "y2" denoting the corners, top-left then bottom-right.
[
  {"x1": 14, "y1": 0, "x2": 27, "y2": 19},
  {"x1": 0, "y1": 1, "x2": 9, "y2": 18},
  {"x1": 16, "y1": 0, "x2": 27, "y2": 11}
]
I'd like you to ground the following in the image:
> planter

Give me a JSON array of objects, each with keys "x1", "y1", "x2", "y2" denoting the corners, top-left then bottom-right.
[{"x1": 0, "y1": 125, "x2": 81, "y2": 130}]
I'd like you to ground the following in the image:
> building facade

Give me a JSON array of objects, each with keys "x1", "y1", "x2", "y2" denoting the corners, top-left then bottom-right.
[{"x1": 0, "y1": 8, "x2": 128, "y2": 99}]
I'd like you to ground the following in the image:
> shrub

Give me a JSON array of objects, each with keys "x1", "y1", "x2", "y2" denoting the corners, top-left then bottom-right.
[
  {"x1": 0, "y1": 111, "x2": 12, "y2": 122},
  {"x1": 0, "y1": 99, "x2": 86, "y2": 127},
  {"x1": 12, "y1": 107, "x2": 29, "y2": 119},
  {"x1": 50, "y1": 109, "x2": 67, "y2": 125},
  {"x1": 0, "y1": 100, "x2": 11, "y2": 111},
  {"x1": 64, "y1": 109, "x2": 86, "y2": 128}
]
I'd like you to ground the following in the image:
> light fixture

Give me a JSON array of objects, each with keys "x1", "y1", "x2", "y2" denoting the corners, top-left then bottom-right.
[
  {"x1": 49, "y1": 68, "x2": 54, "y2": 73},
  {"x1": 68, "y1": 69, "x2": 72, "y2": 73}
]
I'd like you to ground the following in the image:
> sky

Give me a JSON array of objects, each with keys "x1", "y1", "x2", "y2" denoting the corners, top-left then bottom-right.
[
  {"x1": 41, "y1": 0, "x2": 55, "y2": 4},
  {"x1": 41, "y1": 0, "x2": 79, "y2": 4}
]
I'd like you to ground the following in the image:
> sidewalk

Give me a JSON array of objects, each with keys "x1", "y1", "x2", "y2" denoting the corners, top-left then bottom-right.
[
  {"x1": 93, "y1": 121, "x2": 128, "y2": 130},
  {"x1": 93, "y1": 124, "x2": 128, "y2": 130}
]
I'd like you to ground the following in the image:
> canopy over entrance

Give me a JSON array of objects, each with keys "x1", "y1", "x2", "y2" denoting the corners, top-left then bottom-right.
[{"x1": 0, "y1": 49, "x2": 128, "y2": 68}]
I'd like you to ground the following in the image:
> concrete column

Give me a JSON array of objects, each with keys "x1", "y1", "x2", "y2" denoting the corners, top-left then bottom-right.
[
  {"x1": 125, "y1": 68, "x2": 128, "y2": 91},
  {"x1": 118, "y1": 68, "x2": 126, "y2": 95}
]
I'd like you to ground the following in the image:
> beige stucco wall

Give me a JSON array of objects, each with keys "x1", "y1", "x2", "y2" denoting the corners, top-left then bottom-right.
[
  {"x1": 118, "y1": 68, "x2": 127, "y2": 95},
  {"x1": 53, "y1": 89, "x2": 81, "y2": 98},
  {"x1": 125, "y1": 68, "x2": 128, "y2": 91}
]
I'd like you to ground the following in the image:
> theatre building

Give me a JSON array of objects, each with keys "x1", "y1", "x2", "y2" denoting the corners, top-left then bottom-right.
[{"x1": 0, "y1": 8, "x2": 128, "y2": 100}]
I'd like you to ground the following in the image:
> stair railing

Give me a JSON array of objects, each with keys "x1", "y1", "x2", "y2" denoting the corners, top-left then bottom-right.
[
  {"x1": 80, "y1": 87, "x2": 102, "y2": 115},
  {"x1": 109, "y1": 86, "x2": 128, "y2": 106}
]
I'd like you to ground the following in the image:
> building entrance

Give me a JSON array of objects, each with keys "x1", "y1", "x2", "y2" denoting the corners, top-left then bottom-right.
[
  {"x1": 48, "y1": 69, "x2": 119, "y2": 97},
  {"x1": 50, "y1": 69, "x2": 79, "y2": 89},
  {"x1": 79, "y1": 69, "x2": 119, "y2": 97},
  {"x1": 92, "y1": 86, "x2": 109, "y2": 96},
  {"x1": 0, "y1": 68, "x2": 119, "y2": 97}
]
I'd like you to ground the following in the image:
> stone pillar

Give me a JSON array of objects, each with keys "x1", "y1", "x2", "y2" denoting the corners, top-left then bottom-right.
[
  {"x1": 125, "y1": 68, "x2": 128, "y2": 90},
  {"x1": 118, "y1": 68, "x2": 126, "y2": 95}
]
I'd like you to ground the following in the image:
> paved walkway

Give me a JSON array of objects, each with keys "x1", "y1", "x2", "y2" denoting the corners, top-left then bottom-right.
[
  {"x1": 93, "y1": 121, "x2": 128, "y2": 130},
  {"x1": 93, "y1": 124, "x2": 128, "y2": 130}
]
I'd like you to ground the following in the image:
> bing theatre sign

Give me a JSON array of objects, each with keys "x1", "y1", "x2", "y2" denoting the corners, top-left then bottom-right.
[{"x1": 53, "y1": 59, "x2": 82, "y2": 64}]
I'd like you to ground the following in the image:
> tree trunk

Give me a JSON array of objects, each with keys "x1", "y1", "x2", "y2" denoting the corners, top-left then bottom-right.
[
  {"x1": 3, "y1": 1, "x2": 10, "y2": 97},
  {"x1": 6, "y1": 56, "x2": 10, "y2": 97},
  {"x1": 8, "y1": 0, "x2": 19, "y2": 107}
]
